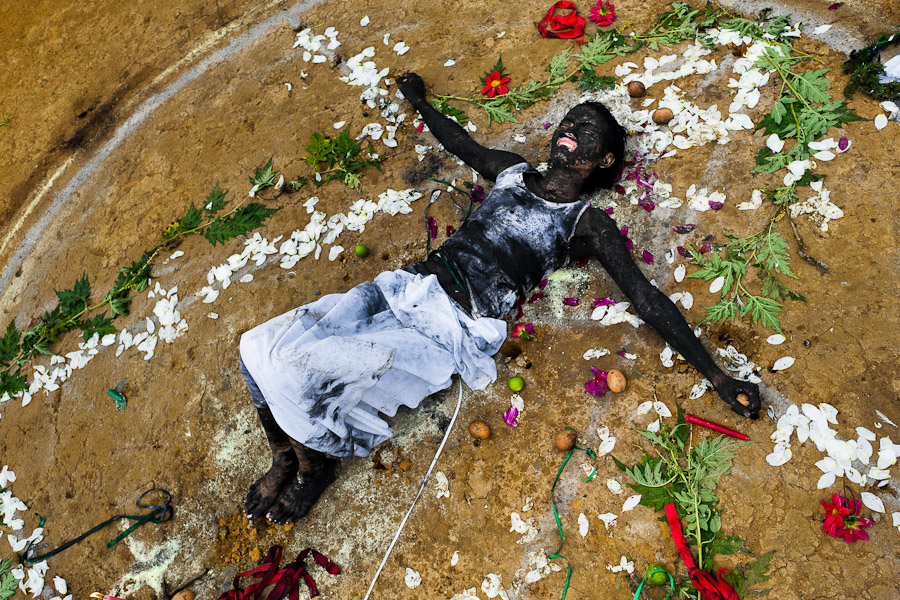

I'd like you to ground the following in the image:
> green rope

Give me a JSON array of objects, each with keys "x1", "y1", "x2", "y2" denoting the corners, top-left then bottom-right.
[
  {"x1": 548, "y1": 436, "x2": 598, "y2": 600},
  {"x1": 22, "y1": 488, "x2": 172, "y2": 565},
  {"x1": 433, "y1": 251, "x2": 468, "y2": 295}
]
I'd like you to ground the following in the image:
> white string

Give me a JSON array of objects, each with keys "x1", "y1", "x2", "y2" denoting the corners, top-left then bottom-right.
[{"x1": 362, "y1": 381, "x2": 464, "y2": 600}]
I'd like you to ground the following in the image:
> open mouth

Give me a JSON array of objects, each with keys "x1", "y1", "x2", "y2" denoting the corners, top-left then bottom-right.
[{"x1": 557, "y1": 136, "x2": 577, "y2": 151}]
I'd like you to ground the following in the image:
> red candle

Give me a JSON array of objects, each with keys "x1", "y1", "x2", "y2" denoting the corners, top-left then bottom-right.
[{"x1": 684, "y1": 413, "x2": 749, "y2": 441}]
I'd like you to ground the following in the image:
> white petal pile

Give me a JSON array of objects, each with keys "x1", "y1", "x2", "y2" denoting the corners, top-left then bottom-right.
[
  {"x1": 292, "y1": 27, "x2": 340, "y2": 64},
  {"x1": 510, "y1": 512, "x2": 538, "y2": 544},
  {"x1": 434, "y1": 471, "x2": 450, "y2": 499},
  {"x1": 481, "y1": 573, "x2": 505, "y2": 599},
  {"x1": 596, "y1": 426, "x2": 617, "y2": 456},
  {"x1": 736, "y1": 189, "x2": 764, "y2": 211},
  {"x1": 607, "y1": 556, "x2": 635, "y2": 574},
  {"x1": 590, "y1": 301, "x2": 644, "y2": 328},
  {"x1": 789, "y1": 180, "x2": 843, "y2": 232},
  {"x1": 583, "y1": 347, "x2": 610, "y2": 360},
  {"x1": 767, "y1": 403, "x2": 900, "y2": 501},
  {"x1": 716, "y1": 345, "x2": 762, "y2": 383},
  {"x1": 512, "y1": 551, "x2": 562, "y2": 589}
]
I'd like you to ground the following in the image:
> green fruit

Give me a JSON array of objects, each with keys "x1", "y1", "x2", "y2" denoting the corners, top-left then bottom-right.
[
  {"x1": 647, "y1": 564, "x2": 669, "y2": 587},
  {"x1": 508, "y1": 376, "x2": 525, "y2": 392},
  {"x1": 354, "y1": 243, "x2": 369, "y2": 258}
]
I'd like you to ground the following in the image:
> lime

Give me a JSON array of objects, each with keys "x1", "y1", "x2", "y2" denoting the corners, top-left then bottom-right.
[
  {"x1": 508, "y1": 376, "x2": 525, "y2": 392},
  {"x1": 354, "y1": 243, "x2": 370, "y2": 258},
  {"x1": 647, "y1": 564, "x2": 669, "y2": 587}
]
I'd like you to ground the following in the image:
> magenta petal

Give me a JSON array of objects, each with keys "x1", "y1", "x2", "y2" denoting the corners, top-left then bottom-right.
[
  {"x1": 625, "y1": 238, "x2": 634, "y2": 252},
  {"x1": 672, "y1": 224, "x2": 696, "y2": 234},
  {"x1": 699, "y1": 243, "x2": 712, "y2": 253},
  {"x1": 604, "y1": 207, "x2": 615, "y2": 215},
  {"x1": 543, "y1": 122, "x2": 552, "y2": 129},
  {"x1": 576, "y1": 256, "x2": 589, "y2": 267},
  {"x1": 592, "y1": 297, "x2": 615, "y2": 308},
  {"x1": 428, "y1": 217, "x2": 438, "y2": 239},
  {"x1": 528, "y1": 293, "x2": 545, "y2": 303},
  {"x1": 838, "y1": 136, "x2": 850, "y2": 151},
  {"x1": 828, "y1": 2, "x2": 843, "y2": 10},
  {"x1": 524, "y1": 323, "x2": 535, "y2": 335},
  {"x1": 620, "y1": 226, "x2": 629, "y2": 237},
  {"x1": 562, "y1": 297, "x2": 580, "y2": 306},
  {"x1": 642, "y1": 250, "x2": 654, "y2": 264},
  {"x1": 709, "y1": 200, "x2": 724, "y2": 211},
  {"x1": 538, "y1": 278, "x2": 549, "y2": 290},
  {"x1": 677, "y1": 246, "x2": 692, "y2": 258},
  {"x1": 615, "y1": 185, "x2": 626, "y2": 195},
  {"x1": 503, "y1": 406, "x2": 519, "y2": 427}
]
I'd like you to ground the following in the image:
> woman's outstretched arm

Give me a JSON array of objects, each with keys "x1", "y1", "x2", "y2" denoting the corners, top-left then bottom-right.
[
  {"x1": 395, "y1": 72, "x2": 524, "y2": 181},
  {"x1": 570, "y1": 207, "x2": 762, "y2": 419}
]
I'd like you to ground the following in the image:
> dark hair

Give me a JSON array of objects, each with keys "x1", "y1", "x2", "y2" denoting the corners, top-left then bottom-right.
[{"x1": 579, "y1": 101, "x2": 627, "y2": 192}]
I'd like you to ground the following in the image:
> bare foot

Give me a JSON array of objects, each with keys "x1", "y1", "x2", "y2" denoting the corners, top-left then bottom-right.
[
  {"x1": 245, "y1": 450, "x2": 299, "y2": 520},
  {"x1": 265, "y1": 460, "x2": 338, "y2": 524}
]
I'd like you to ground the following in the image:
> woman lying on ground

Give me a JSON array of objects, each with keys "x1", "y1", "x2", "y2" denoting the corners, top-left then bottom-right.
[{"x1": 237, "y1": 71, "x2": 762, "y2": 524}]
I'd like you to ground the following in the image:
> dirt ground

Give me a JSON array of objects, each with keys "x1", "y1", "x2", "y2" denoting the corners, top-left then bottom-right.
[{"x1": 1, "y1": 0, "x2": 899, "y2": 599}]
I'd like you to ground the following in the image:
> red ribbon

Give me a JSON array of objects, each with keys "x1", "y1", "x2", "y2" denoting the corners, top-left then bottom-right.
[
  {"x1": 537, "y1": 1, "x2": 586, "y2": 43},
  {"x1": 664, "y1": 503, "x2": 739, "y2": 600},
  {"x1": 217, "y1": 546, "x2": 341, "y2": 600}
]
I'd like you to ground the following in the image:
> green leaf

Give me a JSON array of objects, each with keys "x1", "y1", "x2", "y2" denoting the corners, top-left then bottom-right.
[
  {"x1": 724, "y1": 551, "x2": 774, "y2": 597},
  {"x1": 759, "y1": 272, "x2": 806, "y2": 302},
  {"x1": 709, "y1": 535, "x2": 751, "y2": 556},
  {"x1": 249, "y1": 156, "x2": 278, "y2": 190},
  {"x1": 548, "y1": 49, "x2": 570, "y2": 79},
  {"x1": 703, "y1": 297, "x2": 739, "y2": 324},
  {"x1": 109, "y1": 296, "x2": 133, "y2": 316},
  {"x1": 430, "y1": 98, "x2": 470, "y2": 124},
  {"x1": 80, "y1": 311, "x2": 117, "y2": 341},
  {"x1": 0, "y1": 369, "x2": 27, "y2": 398},
  {"x1": 203, "y1": 203, "x2": 279, "y2": 246},
  {"x1": 755, "y1": 230, "x2": 795, "y2": 278},
  {"x1": 0, "y1": 322, "x2": 21, "y2": 364},
  {"x1": 0, "y1": 558, "x2": 20, "y2": 600},
  {"x1": 204, "y1": 183, "x2": 229, "y2": 215},
  {"x1": 55, "y1": 273, "x2": 91, "y2": 314},
  {"x1": 180, "y1": 202, "x2": 203, "y2": 231},
  {"x1": 577, "y1": 69, "x2": 617, "y2": 93}
]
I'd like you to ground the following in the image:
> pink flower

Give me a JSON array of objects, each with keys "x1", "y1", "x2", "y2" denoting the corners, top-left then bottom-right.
[
  {"x1": 511, "y1": 323, "x2": 535, "y2": 340},
  {"x1": 584, "y1": 367, "x2": 609, "y2": 396},
  {"x1": 503, "y1": 405, "x2": 519, "y2": 427},
  {"x1": 821, "y1": 492, "x2": 873, "y2": 543},
  {"x1": 589, "y1": 1, "x2": 615, "y2": 26},
  {"x1": 562, "y1": 297, "x2": 580, "y2": 306}
]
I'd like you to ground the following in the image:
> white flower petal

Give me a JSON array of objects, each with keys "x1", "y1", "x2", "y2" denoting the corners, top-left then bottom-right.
[
  {"x1": 622, "y1": 495, "x2": 642, "y2": 512},
  {"x1": 772, "y1": 357, "x2": 795, "y2": 371},
  {"x1": 709, "y1": 276, "x2": 725, "y2": 294},
  {"x1": 578, "y1": 513, "x2": 590, "y2": 538},
  {"x1": 766, "y1": 334, "x2": 786, "y2": 345},
  {"x1": 861, "y1": 492, "x2": 885, "y2": 513},
  {"x1": 816, "y1": 472, "x2": 836, "y2": 489},
  {"x1": 875, "y1": 114, "x2": 888, "y2": 130}
]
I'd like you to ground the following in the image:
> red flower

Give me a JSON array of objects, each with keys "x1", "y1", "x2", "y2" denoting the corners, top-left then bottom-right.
[
  {"x1": 511, "y1": 323, "x2": 535, "y2": 340},
  {"x1": 589, "y1": 1, "x2": 615, "y2": 26},
  {"x1": 481, "y1": 70, "x2": 511, "y2": 98},
  {"x1": 820, "y1": 493, "x2": 850, "y2": 536},
  {"x1": 821, "y1": 493, "x2": 873, "y2": 543}
]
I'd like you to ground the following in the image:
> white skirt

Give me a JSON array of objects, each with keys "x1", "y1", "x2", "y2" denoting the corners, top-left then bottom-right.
[{"x1": 239, "y1": 269, "x2": 506, "y2": 458}]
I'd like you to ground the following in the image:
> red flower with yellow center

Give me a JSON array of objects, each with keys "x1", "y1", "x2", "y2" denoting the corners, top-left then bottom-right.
[
  {"x1": 589, "y1": 1, "x2": 616, "y2": 26},
  {"x1": 481, "y1": 70, "x2": 511, "y2": 98}
]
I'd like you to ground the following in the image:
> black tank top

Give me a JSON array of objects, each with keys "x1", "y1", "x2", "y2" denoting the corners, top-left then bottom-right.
[{"x1": 436, "y1": 163, "x2": 589, "y2": 319}]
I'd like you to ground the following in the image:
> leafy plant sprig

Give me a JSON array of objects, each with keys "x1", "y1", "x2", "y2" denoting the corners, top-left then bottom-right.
[
  {"x1": 613, "y1": 406, "x2": 771, "y2": 597},
  {"x1": 302, "y1": 125, "x2": 383, "y2": 191},
  {"x1": 0, "y1": 159, "x2": 282, "y2": 400},
  {"x1": 0, "y1": 559, "x2": 19, "y2": 600},
  {"x1": 686, "y1": 205, "x2": 806, "y2": 333}
]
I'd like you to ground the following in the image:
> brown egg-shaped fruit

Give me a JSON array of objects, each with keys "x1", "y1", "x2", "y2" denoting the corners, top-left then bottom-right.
[
  {"x1": 172, "y1": 591, "x2": 194, "y2": 600},
  {"x1": 736, "y1": 393, "x2": 750, "y2": 407},
  {"x1": 468, "y1": 421, "x2": 490, "y2": 439},
  {"x1": 627, "y1": 81, "x2": 646, "y2": 98},
  {"x1": 652, "y1": 108, "x2": 674, "y2": 125},
  {"x1": 555, "y1": 429, "x2": 578, "y2": 451},
  {"x1": 607, "y1": 369, "x2": 627, "y2": 393}
]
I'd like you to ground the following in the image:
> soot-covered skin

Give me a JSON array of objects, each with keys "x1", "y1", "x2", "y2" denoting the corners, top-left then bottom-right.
[{"x1": 397, "y1": 70, "x2": 761, "y2": 419}]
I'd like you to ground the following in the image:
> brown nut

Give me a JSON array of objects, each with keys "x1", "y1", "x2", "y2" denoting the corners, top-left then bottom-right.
[
  {"x1": 736, "y1": 393, "x2": 750, "y2": 407},
  {"x1": 172, "y1": 592, "x2": 195, "y2": 600},
  {"x1": 555, "y1": 429, "x2": 578, "y2": 451},
  {"x1": 627, "y1": 81, "x2": 646, "y2": 98},
  {"x1": 607, "y1": 369, "x2": 627, "y2": 393},
  {"x1": 468, "y1": 421, "x2": 490, "y2": 440},
  {"x1": 652, "y1": 108, "x2": 674, "y2": 125}
]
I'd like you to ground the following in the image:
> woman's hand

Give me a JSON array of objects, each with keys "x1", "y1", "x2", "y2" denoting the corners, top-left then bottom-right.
[
  {"x1": 396, "y1": 72, "x2": 427, "y2": 104},
  {"x1": 714, "y1": 377, "x2": 761, "y2": 419}
]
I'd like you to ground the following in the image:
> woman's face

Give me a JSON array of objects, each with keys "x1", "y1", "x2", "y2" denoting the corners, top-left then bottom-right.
[{"x1": 549, "y1": 105, "x2": 611, "y2": 173}]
